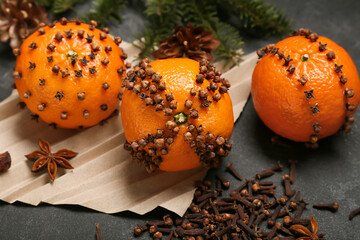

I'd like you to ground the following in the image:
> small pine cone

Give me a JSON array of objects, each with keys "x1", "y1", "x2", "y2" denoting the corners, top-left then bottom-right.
[
  {"x1": 0, "y1": 0, "x2": 49, "y2": 49},
  {"x1": 151, "y1": 22, "x2": 220, "y2": 62}
]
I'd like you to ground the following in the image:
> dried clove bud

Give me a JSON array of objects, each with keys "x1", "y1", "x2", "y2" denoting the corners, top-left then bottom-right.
[
  {"x1": 37, "y1": 103, "x2": 46, "y2": 111},
  {"x1": 54, "y1": 32, "x2": 63, "y2": 41},
  {"x1": 199, "y1": 90, "x2": 208, "y2": 99},
  {"x1": 190, "y1": 88, "x2": 197, "y2": 96},
  {"x1": 52, "y1": 65, "x2": 60, "y2": 73},
  {"x1": 319, "y1": 42, "x2": 327, "y2": 52},
  {"x1": 278, "y1": 51, "x2": 285, "y2": 59},
  {"x1": 287, "y1": 65, "x2": 295, "y2": 74},
  {"x1": 346, "y1": 115, "x2": 355, "y2": 124},
  {"x1": 313, "y1": 122, "x2": 321, "y2": 133},
  {"x1": 100, "y1": 32, "x2": 107, "y2": 40},
  {"x1": 215, "y1": 174, "x2": 230, "y2": 188},
  {"x1": 28, "y1": 41, "x2": 37, "y2": 49},
  {"x1": 13, "y1": 48, "x2": 21, "y2": 56},
  {"x1": 256, "y1": 48, "x2": 266, "y2": 58},
  {"x1": 133, "y1": 225, "x2": 147, "y2": 236},
  {"x1": 326, "y1": 51, "x2": 335, "y2": 60},
  {"x1": 12, "y1": 71, "x2": 21, "y2": 80},
  {"x1": 349, "y1": 207, "x2": 360, "y2": 220},
  {"x1": 346, "y1": 103, "x2": 355, "y2": 112},
  {"x1": 189, "y1": 109, "x2": 198, "y2": 119},
  {"x1": 304, "y1": 90, "x2": 314, "y2": 99},
  {"x1": 165, "y1": 121, "x2": 177, "y2": 130},
  {"x1": 105, "y1": 45, "x2": 112, "y2": 53},
  {"x1": 0, "y1": 151, "x2": 11, "y2": 173},
  {"x1": 196, "y1": 74, "x2": 204, "y2": 84},
  {"x1": 288, "y1": 160, "x2": 297, "y2": 184},
  {"x1": 114, "y1": 36, "x2": 122, "y2": 45},
  {"x1": 169, "y1": 100, "x2": 178, "y2": 109},
  {"x1": 77, "y1": 29, "x2": 85, "y2": 38},
  {"x1": 345, "y1": 89, "x2": 355, "y2": 98},
  {"x1": 310, "y1": 103, "x2": 320, "y2": 114},
  {"x1": 309, "y1": 33, "x2": 319, "y2": 42},
  {"x1": 282, "y1": 174, "x2": 296, "y2": 198},
  {"x1": 283, "y1": 55, "x2": 293, "y2": 66},
  {"x1": 335, "y1": 64, "x2": 343, "y2": 73},
  {"x1": 313, "y1": 201, "x2": 339, "y2": 212},
  {"x1": 226, "y1": 162, "x2": 243, "y2": 181},
  {"x1": 212, "y1": 93, "x2": 221, "y2": 102},
  {"x1": 298, "y1": 75, "x2": 308, "y2": 85},
  {"x1": 60, "y1": 17, "x2": 68, "y2": 25},
  {"x1": 86, "y1": 34, "x2": 94, "y2": 43}
]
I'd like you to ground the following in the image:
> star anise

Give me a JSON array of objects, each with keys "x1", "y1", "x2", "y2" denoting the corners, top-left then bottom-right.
[
  {"x1": 25, "y1": 139, "x2": 77, "y2": 180},
  {"x1": 290, "y1": 216, "x2": 324, "y2": 240},
  {"x1": 152, "y1": 22, "x2": 220, "y2": 62}
]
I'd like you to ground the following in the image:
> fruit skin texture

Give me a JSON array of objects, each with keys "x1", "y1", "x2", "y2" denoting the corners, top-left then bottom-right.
[
  {"x1": 14, "y1": 21, "x2": 125, "y2": 128},
  {"x1": 121, "y1": 58, "x2": 234, "y2": 172},
  {"x1": 251, "y1": 35, "x2": 360, "y2": 142}
]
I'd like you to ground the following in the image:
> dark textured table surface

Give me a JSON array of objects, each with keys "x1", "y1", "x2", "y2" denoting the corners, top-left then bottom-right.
[{"x1": 1, "y1": 0, "x2": 360, "y2": 239}]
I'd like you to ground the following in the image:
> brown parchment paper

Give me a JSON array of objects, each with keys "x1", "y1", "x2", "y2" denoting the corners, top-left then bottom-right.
[{"x1": 0, "y1": 42, "x2": 258, "y2": 216}]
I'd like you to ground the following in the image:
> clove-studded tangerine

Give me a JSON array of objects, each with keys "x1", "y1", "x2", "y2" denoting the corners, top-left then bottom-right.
[
  {"x1": 13, "y1": 18, "x2": 126, "y2": 128},
  {"x1": 252, "y1": 28, "x2": 360, "y2": 144},
  {"x1": 121, "y1": 58, "x2": 234, "y2": 172}
]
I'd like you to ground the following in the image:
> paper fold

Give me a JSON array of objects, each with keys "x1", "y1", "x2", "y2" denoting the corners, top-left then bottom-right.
[{"x1": 0, "y1": 42, "x2": 257, "y2": 216}]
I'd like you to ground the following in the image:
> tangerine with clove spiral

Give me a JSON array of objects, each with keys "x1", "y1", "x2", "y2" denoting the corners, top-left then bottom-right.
[
  {"x1": 251, "y1": 28, "x2": 360, "y2": 144},
  {"x1": 13, "y1": 18, "x2": 126, "y2": 128},
  {"x1": 121, "y1": 58, "x2": 234, "y2": 172}
]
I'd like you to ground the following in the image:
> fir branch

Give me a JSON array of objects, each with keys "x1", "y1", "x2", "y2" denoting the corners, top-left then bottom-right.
[
  {"x1": 32, "y1": 0, "x2": 53, "y2": 7},
  {"x1": 52, "y1": 0, "x2": 84, "y2": 14},
  {"x1": 84, "y1": 0, "x2": 127, "y2": 25},
  {"x1": 134, "y1": 0, "x2": 182, "y2": 59},
  {"x1": 135, "y1": 0, "x2": 244, "y2": 65},
  {"x1": 179, "y1": 0, "x2": 243, "y2": 65},
  {"x1": 220, "y1": 0, "x2": 291, "y2": 37},
  {"x1": 213, "y1": 22, "x2": 244, "y2": 67}
]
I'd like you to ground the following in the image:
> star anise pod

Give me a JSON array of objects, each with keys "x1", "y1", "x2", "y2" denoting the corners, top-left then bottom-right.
[
  {"x1": 25, "y1": 139, "x2": 77, "y2": 180},
  {"x1": 290, "y1": 216, "x2": 324, "y2": 240},
  {"x1": 0, "y1": 0, "x2": 49, "y2": 49},
  {"x1": 152, "y1": 22, "x2": 221, "y2": 62}
]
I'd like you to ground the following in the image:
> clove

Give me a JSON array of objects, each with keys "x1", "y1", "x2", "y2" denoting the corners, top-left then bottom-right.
[
  {"x1": 349, "y1": 207, "x2": 360, "y2": 220},
  {"x1": 288, "y1": 160, "x2": 297, "y2": 184},
  {"x1": 282, "y1": 175, "x2": 296, "y2": 198},
  {"x1": 96, "y1": 224, "x2": 101, "y2": 240},
  {"x1": 313, "y1": 201, "x2": 339, "y2": 212},
  {"x1": 0, "y1": 151, "x2": 11, "y2": 173},
  {"x1": 215, "y1": 174, "x2": 230, "y2": 189}
]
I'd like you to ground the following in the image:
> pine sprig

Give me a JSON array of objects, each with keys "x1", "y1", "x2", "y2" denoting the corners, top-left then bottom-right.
[
  {"x1": 34, "y1": 0, "x2": 127, "y2": 26},
  {"x1": 179, "y1": 1, "x2": 244, "y2": 66},
  {"x1": 84, "y1": 0, "x2": 127, "y2": 25},
  {"x1": 135, "y1": 0, "x2": 247, "y2": 65},
  {"x1": 213, "y1": 22, "x2": 244, "y2": 67},
  {"x1": 33, "y1": 0, "x2": 53, "y2": 7},
  {"x1": 52, "y1": 0, "x2": 84, "y2": 14},
  {"x1": 134, "y1": 0, "x2": 182, "y2": 58},
  {"x1": 220, "y1": 0, "x2": 292, "y2": 37},
  {"x1": 33, "y1": 0, "x2": 291, "y2": 65}
]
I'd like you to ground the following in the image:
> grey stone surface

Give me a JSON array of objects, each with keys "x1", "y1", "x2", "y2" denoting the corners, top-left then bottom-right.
[{"x1": 0, "y1": 0, "x2": 360, "y2": 239}]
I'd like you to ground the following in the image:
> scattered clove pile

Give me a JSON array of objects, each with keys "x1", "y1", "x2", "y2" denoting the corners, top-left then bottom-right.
[{"x1": 133, "y1": 160, "x2": 329, "y2": 239}]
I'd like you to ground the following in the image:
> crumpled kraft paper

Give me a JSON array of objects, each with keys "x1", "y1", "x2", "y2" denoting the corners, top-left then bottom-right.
[{"x1": 0, "y1": 42, "x2": 257, "y2": 216}]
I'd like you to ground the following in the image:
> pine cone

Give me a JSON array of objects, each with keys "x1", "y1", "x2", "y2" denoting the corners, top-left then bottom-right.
[
  {"x1": 152, "y1": 23, "x2": 221, "y2": 62},
  {"x1": 0, "y1": 0, "x2": 49, "y2": 49}
]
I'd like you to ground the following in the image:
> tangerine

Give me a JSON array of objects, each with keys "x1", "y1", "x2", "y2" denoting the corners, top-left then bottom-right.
[
  {"x1": 13, "y1": 18, "x2": 126, "y2": 128},
  {"x1": 121, "y1": 58, "x2": 234, "y2": 172},
  {"x1": 251, "y1": 28, "x2": 360, "y2": 144}
]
